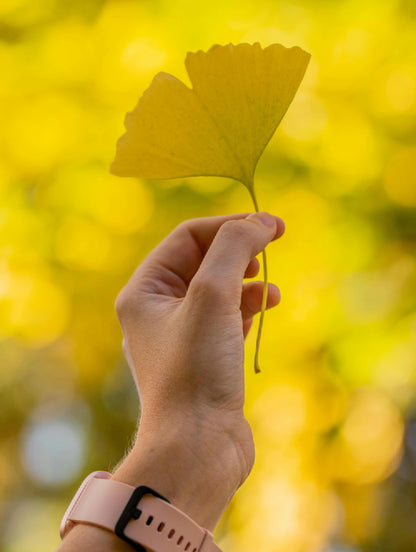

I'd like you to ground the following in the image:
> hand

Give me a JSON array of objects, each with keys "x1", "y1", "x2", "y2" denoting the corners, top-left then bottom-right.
[
  {"x1": 113, "y1": 211, "x2": 285, "y2": 529},
  {"x1": 115, "y1": 212, "x2": 284, "y2": 415}
]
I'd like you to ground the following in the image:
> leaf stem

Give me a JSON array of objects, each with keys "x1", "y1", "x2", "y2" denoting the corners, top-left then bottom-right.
[{"x1": 247, "y1": 185, "x2": 268, "y2": 374}]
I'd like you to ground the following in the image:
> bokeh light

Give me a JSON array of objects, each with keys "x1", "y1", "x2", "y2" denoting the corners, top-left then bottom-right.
[
  {"x1": 0, "y1": 0, "x2": 415, "y2": 551},
  {"x1": 21, "y1": 418, "x2": 85, "y2": 486},
  {"x1": 19, "y1": 397, "x2": 91, "y2": 487}
]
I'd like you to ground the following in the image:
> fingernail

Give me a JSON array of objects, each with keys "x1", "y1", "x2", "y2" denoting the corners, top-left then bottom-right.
[{"x1": 248, "y1": 212, "x2": 276, "y2": 228}]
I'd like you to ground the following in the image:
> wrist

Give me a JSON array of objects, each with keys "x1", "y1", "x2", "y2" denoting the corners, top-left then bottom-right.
[{"x1": 111, "y1": 414, "x2": 254, "y2": 532}]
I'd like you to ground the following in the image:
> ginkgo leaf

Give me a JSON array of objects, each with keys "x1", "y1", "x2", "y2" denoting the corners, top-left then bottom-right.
[{"x1": 111, "y1": 42, "x2": 310, "y2": 189}]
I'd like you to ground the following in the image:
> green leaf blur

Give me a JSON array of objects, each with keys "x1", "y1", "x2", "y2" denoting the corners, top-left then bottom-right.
[{"x1": 0, "y1": 1, "x2": 415, "y2": 551}]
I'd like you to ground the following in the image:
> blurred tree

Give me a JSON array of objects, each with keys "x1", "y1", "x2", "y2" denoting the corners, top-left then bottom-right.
[{"x1": 0, "y1": 0, "x2": 415, "y2": 550}]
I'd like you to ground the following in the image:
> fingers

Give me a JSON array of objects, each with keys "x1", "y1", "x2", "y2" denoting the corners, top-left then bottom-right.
[
  {"x1": 189, "y1": 212, "x2": 283, "y2": 305},
  {"x1": 241, "y1": 282, "x2": 281, "y2": 338},
  {"x1": 244, "y1": 257, "x2": 260, "y2": 279},
  {"x1": 241, "y1": 281, "x2": 281, "y2": 320},
  {"x1": 132, "y1": 212, "x2": 284, "y2": 297},
  {"x1": 125, "y1": 213, "x2": 250, "y2": 295}
]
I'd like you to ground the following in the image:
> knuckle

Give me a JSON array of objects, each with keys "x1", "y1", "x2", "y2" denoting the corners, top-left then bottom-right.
[
  {"x1": 174, "y1": 220, "x2": 187, "y2": 233},
  {"x1": 219, "y1": 219, "x2": 251, "y2": 241},
  {"x1": 174, "y1": 219, "x2": 193, "y2": 235},
  {"x1": 115, "y1": 285, "x2": 148, "y2": 323},
  {"x1": 114, "y1": 287, "x2": 131, "y2": 316},
  {"x1": 167, "y1": 220, "x2": 193, "y2": 244},
  {"x1": 176, "y1": 216, "x2": 203, "y2": 230},
  {"x1": 114, "y1": 294, "x2": 123, "y2": 316}
]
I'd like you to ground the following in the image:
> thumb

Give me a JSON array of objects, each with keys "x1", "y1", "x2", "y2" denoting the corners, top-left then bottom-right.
[{"x1": 188, "y1": 212, "x2": 280, "y2": 306}]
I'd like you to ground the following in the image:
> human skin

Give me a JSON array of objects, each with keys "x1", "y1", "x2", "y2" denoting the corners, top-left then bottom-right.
[{"x1": 57, "y1": 211, "x2": 285, "y2": 551}]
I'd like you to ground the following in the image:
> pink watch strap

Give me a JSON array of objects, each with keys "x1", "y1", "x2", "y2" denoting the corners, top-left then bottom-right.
[{"x1": 60, "y1": 471, "x2": 222, "y2": 552}]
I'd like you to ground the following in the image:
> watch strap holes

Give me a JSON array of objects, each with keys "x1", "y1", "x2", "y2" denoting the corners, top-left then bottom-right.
[
  {"x1": 146, "y1": 515, "x2": 154, "y2": 526},
  {"x1": 177, "y1": 536, "x2": 184, "y2": 545},
  {"x1": 157, "y1": 522, "x2": 165, "y2": 532},
  {"x1": 185, "y1": 542, "x2": 191, "y2": 551},
  {"x1": 168, "y1": 529, "x2": 175, "y2": 539}
]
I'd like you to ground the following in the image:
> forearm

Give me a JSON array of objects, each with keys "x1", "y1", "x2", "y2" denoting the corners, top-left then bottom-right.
[{"x1": 57, "y1": 413, "x2": 252, "y2": 551}]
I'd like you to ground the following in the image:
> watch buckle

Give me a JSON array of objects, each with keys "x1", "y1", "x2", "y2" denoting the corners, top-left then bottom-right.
[{"x1": 115, "y1": 485, "x2": 169, "y2": 551}]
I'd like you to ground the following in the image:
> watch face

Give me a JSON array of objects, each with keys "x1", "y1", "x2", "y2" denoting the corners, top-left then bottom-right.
[{"x1": 60, "y1": 471, "x2": 111, "y2": 539}]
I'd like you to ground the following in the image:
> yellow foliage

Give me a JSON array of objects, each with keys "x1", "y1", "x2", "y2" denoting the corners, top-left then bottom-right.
[{"x1": 1, "y1": 1, "x2": 415, "y2": 551}]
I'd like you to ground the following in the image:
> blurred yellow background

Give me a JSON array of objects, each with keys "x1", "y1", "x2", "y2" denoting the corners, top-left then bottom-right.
[{"x1": 0, "y1": 0, "x2": 415, "y2": 550}]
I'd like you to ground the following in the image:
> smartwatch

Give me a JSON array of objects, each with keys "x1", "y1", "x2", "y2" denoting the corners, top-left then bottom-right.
[{"x1": 60, "y1": 471, "x2": 222, "y2": 552}]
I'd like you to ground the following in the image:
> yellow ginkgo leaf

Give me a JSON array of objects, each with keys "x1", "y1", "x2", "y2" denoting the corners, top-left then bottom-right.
[
  {"x1": 111, "y1": 42, "x2": 310, "y2": 374},
  {"x1": 111, "y1": 42, "x2": 310, "y2": 189}
]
